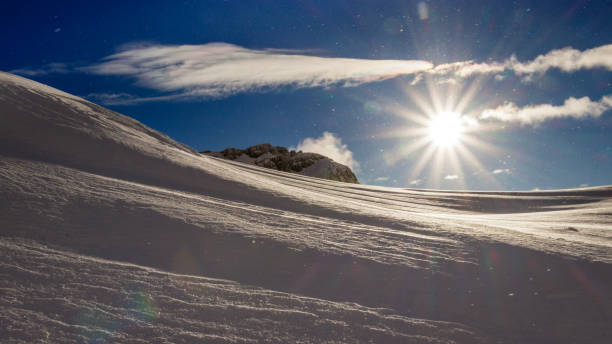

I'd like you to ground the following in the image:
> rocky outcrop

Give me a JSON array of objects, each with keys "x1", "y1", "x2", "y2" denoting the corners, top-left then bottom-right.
[{"x1": 202, "y1": 143, "x2": 359, "y2": 183}]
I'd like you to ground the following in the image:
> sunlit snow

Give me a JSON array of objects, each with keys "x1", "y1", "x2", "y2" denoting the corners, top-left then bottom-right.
[{"x1": 1, "y1": 72, "x2": 611, "y2": 343}]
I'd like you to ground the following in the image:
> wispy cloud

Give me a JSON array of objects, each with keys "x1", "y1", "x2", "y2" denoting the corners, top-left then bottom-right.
[
  {"x1": 85, "y1": 93, "x2": 138, "y2": 105},
  {"x1": 481, "y1": 95, "x2": 612, "y2": 124},
  {"x1": 374, "y1": 176, "x2": 389, "y2": 181},
  {"x1": 428, "y1": 60, "x2": 505, "y2": 79},
  {"x1": 424, "y1": 44, "x2": 612, "y2": 82},
  {"x1": 292, "y1": 132, "x2": 358, "y2": 170},
  {"x1": 492, "y1": 168, "x2": 511, "y2": 174},
  {"x1": 408, "y1": 179, "x2": 422, "y2": 186},
  {"x1": 85, "y1": 92, "x2": 186, "y2": 105},
  {"x1": 83, "y1": 43, "x2": 432, "y2": 99},
  {"x1": 10, "y1": 43, "x2": 611, "y2": 103},
  {"x1": 444, "y1": 174, "x2": 459, "y2": 180},
  {"x1": 510, "y1": 44, "x2": 612, "y2": 76},
  {"x1": 10, "y1": 63, "x2": 70, "y2": 76}
]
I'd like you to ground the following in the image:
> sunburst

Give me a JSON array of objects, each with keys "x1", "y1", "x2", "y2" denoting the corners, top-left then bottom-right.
[{"x1": 373, "y1": 75, "x2": 504, "y2": 189}]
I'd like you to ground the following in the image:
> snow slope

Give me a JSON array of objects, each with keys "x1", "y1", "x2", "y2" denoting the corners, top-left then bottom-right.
[{"x1": 1, "y1": 71, "x2": 611, "y2": 343}]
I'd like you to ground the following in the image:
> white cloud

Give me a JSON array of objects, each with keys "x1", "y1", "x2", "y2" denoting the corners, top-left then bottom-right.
[
  {"x1": 84, "y1": 42, "x2": 433, "y2": 99},
  {"x1": 492, "y1": 168, "x2": 511, "y2": 174},
  {"x1": 421, "y1": 44, "x2": 612, "y2": 83},
  {"x1": 293, "y1": 132, "x2": 358, "y2": 170},
  {"x1": 12, "y1": 43, "x2": 611, "y2": 101},
  {"x1": 480, "y1": 95, "x2": 612, "y2": 124},
  {"x1": 444, "y1": 174, "x2": 458, "y2": 180},
  {"x1": 429, "y1": 60, "x2": 505, "y2": 78},
  {"x1": 114, "y1": 43, "x2": 606, "y2": 94},
  {"x1": 374, "y1": 176, "x2": 389, "y2": 181},
  {"x1": 409, "y1": 179, "x2": 422, "y2": 185},
  {"x1": 510, "y1": 44, "x2": 612, "y2": 75}
]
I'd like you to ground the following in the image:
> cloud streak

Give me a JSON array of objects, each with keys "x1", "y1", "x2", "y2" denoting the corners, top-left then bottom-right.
[
  {"x1": 480, "y1": 95, "x2": 612, "y2": 124},
  {"x1": 424, "y1": 44, "x2": 612, "y2": 81},
  {"x1": 10, "y1": 43, "x2": 610, "y2": 102},
  {"x1": 84, "y1": 43, "x2": 432, "y2": 99},
  {"x1": 10, "y1": 63, "x2": 71, "y2": 76},
  {"x1": 510, "y1": 44, "x2": 612, "y2": 75},
  {"x1": 85, "y1": 92, "x2": 185, "y2": 105}
]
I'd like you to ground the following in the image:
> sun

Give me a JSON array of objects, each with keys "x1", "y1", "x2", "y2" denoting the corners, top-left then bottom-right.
[
  {"x1": 427, "y1": 111, "x2": 465, "y2": 147},
  {"x1": 373, "y1": 81, "x2": 502, "y2": 189}
]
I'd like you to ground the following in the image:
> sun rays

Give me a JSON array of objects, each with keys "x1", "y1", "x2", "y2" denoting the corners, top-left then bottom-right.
[{"x1": 377, "y1": 75, "x2": 505, "y2": 189}]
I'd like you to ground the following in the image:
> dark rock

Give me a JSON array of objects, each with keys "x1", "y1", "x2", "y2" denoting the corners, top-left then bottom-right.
[
  {"x1": 201, "y1": 144, "x2": 359, "y2": 183},
  {"x1": 220, "y1": 147, "x2": 242, "y2": 159}
]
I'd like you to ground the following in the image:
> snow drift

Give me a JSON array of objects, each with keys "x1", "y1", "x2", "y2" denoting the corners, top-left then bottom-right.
[{"x1": 1, "y1": 71, "x2": 611, "y2": 343}]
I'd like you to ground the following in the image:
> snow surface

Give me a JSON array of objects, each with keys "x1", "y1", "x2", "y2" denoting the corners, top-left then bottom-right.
[
  {"x1": 1, "y1": 71, "x2": 612, "y2": 343},
  {"x1": 298, "y1": 157, "x2": 350, "y2": 181},
  {"x1": 0, "y1": 238, "x2": 484, "y2": 343}
]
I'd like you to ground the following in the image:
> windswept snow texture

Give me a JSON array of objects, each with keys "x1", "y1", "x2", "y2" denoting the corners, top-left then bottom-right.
[
  {"x1": 1, "y1": 71, "x2": 611, "y2": 343},
  {"x1": 0, "y1": 239, "x2": 481, "y2": 344}
]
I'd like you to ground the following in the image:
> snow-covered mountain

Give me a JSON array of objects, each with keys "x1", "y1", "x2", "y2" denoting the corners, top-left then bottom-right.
[
  {"x1": 203, "y1": 143, "x2": 359, "y2": 183},
  {"x1": 1, "y1": 71, "x2": 611, "y2": 343}
]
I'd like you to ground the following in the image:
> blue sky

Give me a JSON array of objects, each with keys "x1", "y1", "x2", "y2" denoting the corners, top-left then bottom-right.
[{"x1": 2, "y1": 0, "x2": 611, "y2": 190}]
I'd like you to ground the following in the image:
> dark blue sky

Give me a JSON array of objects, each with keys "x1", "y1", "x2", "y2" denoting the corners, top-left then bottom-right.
[{"x1": 2, "y1": 0, "x2": 611, "y2": 190}]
